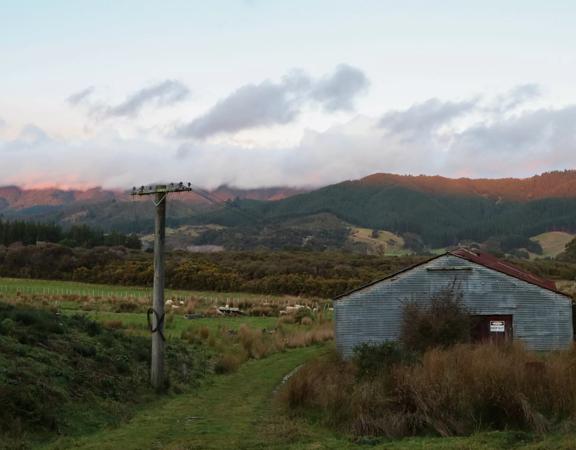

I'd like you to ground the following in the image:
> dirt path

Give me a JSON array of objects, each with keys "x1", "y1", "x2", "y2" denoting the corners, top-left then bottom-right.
[{"x1": 45, "y1": 346, "x2": 324, "y2": 450}]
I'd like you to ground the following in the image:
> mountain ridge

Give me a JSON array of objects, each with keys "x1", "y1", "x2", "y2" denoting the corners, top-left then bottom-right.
[
  {"x1": 3, "y1": 171, "x2": 576, "y2": 250},
  {"x1": 2, "y1": 170, "x2": 576, "y2": 211},
  {"x1": 355, "y1": 170, "x2": 576, "y2": 201},
  {"x1": 0, "y1": 184, "x2": 307, "y2": 210}
]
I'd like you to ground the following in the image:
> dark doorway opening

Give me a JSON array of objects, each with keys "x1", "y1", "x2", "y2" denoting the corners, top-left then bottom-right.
[{"x1": 471, "y1": 314, "x2": 513, "y2": 344}]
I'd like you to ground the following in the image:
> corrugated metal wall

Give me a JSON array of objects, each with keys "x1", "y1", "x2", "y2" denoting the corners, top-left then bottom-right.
[{"x1": 334, "y1": 255, "x2": 573, "y2": 359}]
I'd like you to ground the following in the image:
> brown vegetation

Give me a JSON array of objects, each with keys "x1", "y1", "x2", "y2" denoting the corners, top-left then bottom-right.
[
  {"x1": 181, "y1": 319, "x2": 334, "y2": 374},
  {"x1": 400, "y1": 287, "x2": 473, "y2": 352},
  {"x1": 280, "y1": 343, "x2": 576, "y2": 438}
]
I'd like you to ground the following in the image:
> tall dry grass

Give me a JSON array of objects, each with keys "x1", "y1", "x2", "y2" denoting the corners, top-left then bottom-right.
[
  {"x1": 280, "y1": 343, "x2": 576, "y2": 438},
  {"x1": 181, "y1": 319, "x2": 333, "y2": 374}
]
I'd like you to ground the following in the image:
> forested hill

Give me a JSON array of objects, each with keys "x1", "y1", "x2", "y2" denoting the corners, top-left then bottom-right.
[
  {"x1": 356, "y1": 170, "x2": 576, "y2": 201},
  {"x1": 193, "y1": 171, "x2": 576, "y2": 248},
  {"x1": 2, "y1": 171, "x2": 576, "y2": 249}
]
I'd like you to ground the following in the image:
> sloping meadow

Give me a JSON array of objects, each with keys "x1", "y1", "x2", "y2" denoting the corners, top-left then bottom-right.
[{"x1": 0, "y1": 302, "x2": 209, "y2": 449}]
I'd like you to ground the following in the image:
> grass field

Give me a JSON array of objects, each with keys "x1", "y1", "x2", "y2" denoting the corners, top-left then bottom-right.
[
  {"x1": 39, "y1": 345, "x2": 576, "y2": 450},
  {"x1": 531, "y1": 231, "x2": 574, "y2": 258},
  {"x1": 7, "y1": 276, "x2": 576, "y2": 449},
  {"x1": 65, "y1": 310, "x2": 281, "y2": 338},
  {"x1": 0, "y1": 277, "x2": 308, "y2": 304},
  {"x1": 0, "y1": 276, "x2": 326, "y2": 340},
  {"x1": 349, "y1": 228, "x2": 409, "y2": 256}
]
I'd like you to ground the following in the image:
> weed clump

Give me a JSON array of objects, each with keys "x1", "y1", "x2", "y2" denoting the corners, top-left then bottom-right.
[
  {"x1": 214, "y1": 352, "x2": 247, "y2": 374},
  {"x1": 400, "y1": 286, "x2": 472, "y2": 353},
  {"x1": 353, "y1": 342, "x2": 414, "y2": 379},
  {"x1": 281, "y1": 343, "x2": 576, "y2": 438}
]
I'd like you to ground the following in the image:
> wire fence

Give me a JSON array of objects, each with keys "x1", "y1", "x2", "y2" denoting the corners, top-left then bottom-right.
[
  {"x1": 0, "y1": 283, "x2": 320, "y2": 309},
  {"x1": 0, "y1": 283, "x2": 152, "y2": 299}
]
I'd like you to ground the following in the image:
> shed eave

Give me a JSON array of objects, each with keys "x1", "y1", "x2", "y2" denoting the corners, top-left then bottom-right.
[{"x1": 332, "y1": 250, "x2": 571, "y2": 301}]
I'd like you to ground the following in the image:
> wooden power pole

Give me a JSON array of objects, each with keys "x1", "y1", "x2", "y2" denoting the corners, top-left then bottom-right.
[{"x1": 130, "y1": 182, "x2": 192, "y2": 391}]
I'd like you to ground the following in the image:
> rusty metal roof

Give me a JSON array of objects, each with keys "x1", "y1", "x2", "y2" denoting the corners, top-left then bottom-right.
[
  {"x1": 448, "y1": 248, "x2": 559, "y2": 293},
  {"x1": 334, "y1": 248, "x2": 566, "y2": 300}
]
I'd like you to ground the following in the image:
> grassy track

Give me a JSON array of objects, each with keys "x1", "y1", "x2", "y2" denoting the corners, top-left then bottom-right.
[
  {"x1": 38, "y1": 344, "x2": 576, "y2": 450},
  {"x1": 42, "y1": 346, "x2": 325, "y2": 450}
]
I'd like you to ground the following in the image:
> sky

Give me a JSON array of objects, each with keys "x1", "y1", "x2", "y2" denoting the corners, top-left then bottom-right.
[{"x1": 1, "y1": 0, "x2": 576, "y2": 189}]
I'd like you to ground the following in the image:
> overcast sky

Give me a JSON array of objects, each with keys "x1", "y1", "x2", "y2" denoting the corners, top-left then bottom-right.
[{"x1": 1, "y1": 0, "x2": 576, "y2": 189}]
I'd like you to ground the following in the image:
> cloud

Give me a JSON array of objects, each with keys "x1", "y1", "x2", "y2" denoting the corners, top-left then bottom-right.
[
  {"x1": 446, "y1": 106, "x2": 576, "y2": 176},
  {"x1": 0, "y1": 117, "x2": 7, "y2": 130},
  {"x1": 67, "y1": 87, "x2": 96, "y2": 106},
  {"x1": 69, "y1": 80, "x2": 190, "y2": 119},
  {"x1": 310, "y1": 64, "x2": 369, "y2": 112},
  {"x1": 4, "y1": 85, "x2": 575, "y2": 189},
  {"x1": 166, "y1": 92, "x2": 576, "y2": 186},
  {"x1": 101, "y1": 80, "x2": 189, "y2": 118},
  {"x1": 174, "y1": 79, "x2": 304, "y2": 139},
  {"x1": 0, "y1": 124, "x2": 53, "y2": 152},
  {"x1": 489, "y1": 83, "x2": 542, "y2": 112},
  {"x1": 379, "y1": 98, "x2": 477, "y2": 138},
  {"x1": 174, "y1": 65, "x2": 369, "y2": 139}
]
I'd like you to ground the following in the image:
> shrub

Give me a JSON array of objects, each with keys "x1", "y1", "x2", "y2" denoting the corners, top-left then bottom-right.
[
  {"x1": 115, "y1": 301, "x2": 138, "y2": 313},
  {"x1": 248, "y1": 305, "x2": 276, "y2": 316},
  {"x1": 400, "y1": 286, "x2": 472, "y2": 353},
  {"x1": 103, "y1": 320, "x2": 124, "y2": 329},
  {"x1": 278, "y1": 314, "x2": 297, "y2": 325},
  {"x1": 279, "y1": 350, "x2": 356, "y2": 426},
  {"x1": 214, "y1": 352, "x2": 244, "y2": 374},
  {"x1": 281, "y1": 343, "x2": 576, "y2": 438},
  {"x1": 294, "y1": 308, "x2": 314, "y2": 324},
  {"x1": 199, "y1": 326, "x2": 210, "y2": 340},
  {"x1": 353, "y1": 342, "x2": 412, "y2": 379},
  {"x1": 184, "y1": 298, "x2": 198, "y2": 314},
  {"x1": 11, "y1": 309, "x2": 63, "y2": 334},
  {"x1": 238, "y1": 325, "x2": 272, "y2": 358},
  {"x1": 300, "y1": 316, "x2": 314, "y2": 326}
]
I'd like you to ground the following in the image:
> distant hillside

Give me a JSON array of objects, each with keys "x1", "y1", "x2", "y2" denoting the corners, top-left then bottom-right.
[
  {"x1": 3, "y1": 171, "x2": 576, "y2": 251},
  {"x1": 189, "y1": 171, "x2": 576, "y2": 249},
  {"x1": 0, "y1": 184, "x2": 307, "y2": 234},
  {"x1": 0, "y1": 186, "x2": 120, "y2": 209},
  {"x1": 0, "y1": 184, "x2": 306, "y2": 211},
  {"x1": 358, "y1": 170, "x2": 576, "y2": 201}
]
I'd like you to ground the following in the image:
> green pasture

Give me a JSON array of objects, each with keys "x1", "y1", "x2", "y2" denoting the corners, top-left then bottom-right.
[
  {"x1": 64, "y1": 310, "x2": 281, "y2": 338},
  {"x1": 0, "y1": 276, "x2": 306, "y2": 304}
]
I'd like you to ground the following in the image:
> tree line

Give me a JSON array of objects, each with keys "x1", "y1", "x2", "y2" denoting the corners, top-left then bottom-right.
[
  {"x1": 2, "y1": 243, "x2": 576, "y2": 298},
  {"x1": 0, "y1": 219, "x2": 141, "y2": 249}
]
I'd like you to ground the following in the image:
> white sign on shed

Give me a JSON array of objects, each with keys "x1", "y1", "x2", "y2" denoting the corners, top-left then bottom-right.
[{"x1": 490, "y1": 320, "x2": 506, "y2": 333}]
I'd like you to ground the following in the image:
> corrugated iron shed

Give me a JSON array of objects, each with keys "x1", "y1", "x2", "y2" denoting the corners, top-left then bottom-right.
[
  {"x1": 450, "y1": 248, "x2": 559, "y2": 293},
  {"x1": 334, "y1": 248, "x2": 568, "y2": 300},
  {"x1": 333, "y1": 249, "x2": 574, "y2": 357}
]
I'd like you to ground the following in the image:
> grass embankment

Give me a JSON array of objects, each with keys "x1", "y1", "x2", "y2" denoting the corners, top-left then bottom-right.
[
  {"x1": 0, "y1": 277, "x2": 334, "y2": 448},
  {"x1": 0, "y1": 302, "x2": 209, "y2": 450}
]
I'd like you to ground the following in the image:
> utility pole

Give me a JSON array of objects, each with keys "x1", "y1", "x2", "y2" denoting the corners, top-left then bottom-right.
[{"x1": 130, "y1": 182, "x2": 192, "y2": 392}]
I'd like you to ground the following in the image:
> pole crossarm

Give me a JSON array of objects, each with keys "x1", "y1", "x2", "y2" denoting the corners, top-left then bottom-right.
[{"x1": 128, "y1": 182, "x2": 193, "y2": 196}]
